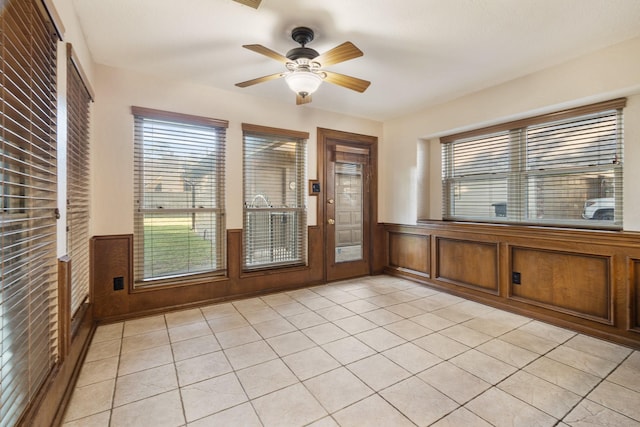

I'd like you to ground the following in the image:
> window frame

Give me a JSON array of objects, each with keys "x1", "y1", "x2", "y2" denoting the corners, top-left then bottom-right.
[
  {"x1": 241, "y1": 123, "x2": 308, "y2": 271},
  {"x1": 440, "y1": 98, "x2": 626, "y2": 230},
  {"x1": 132, "y1": 107, "x2": 228, "y2": 286}
]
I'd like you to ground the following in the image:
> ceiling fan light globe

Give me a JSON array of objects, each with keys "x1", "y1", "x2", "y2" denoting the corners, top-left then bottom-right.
[{"x1": 285, "y1": 71, "x2": 322, "y2": 96}]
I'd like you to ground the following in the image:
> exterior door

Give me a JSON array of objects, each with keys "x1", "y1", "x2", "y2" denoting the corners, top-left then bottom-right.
[{"x1": 325, "y1": 143, "x2": 372, "y2": 281}]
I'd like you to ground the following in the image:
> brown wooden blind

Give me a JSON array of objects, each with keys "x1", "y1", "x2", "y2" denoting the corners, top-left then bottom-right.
[
  {"x1": 0, "y1": 1, "x2": 59, "y2": 425},
  {"x1": 242, "y1": 124, "x2": 308, "y2": 270},
  {"x1": 66, "y1": 44, "x2": 92, "y2": 315}
]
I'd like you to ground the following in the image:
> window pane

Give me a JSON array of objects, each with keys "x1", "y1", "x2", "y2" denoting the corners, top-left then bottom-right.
[
  {"x1": 452, "y1": 131, "x2": 510, "y2": 176},
  {"x1": 448, "y1": 178, "x2": 508, "y2": 219}
]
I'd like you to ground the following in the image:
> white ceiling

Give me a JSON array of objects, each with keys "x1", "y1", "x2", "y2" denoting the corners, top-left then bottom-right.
[{"x1": 71, "y1": 0, "x2": 640, "y2": 121}]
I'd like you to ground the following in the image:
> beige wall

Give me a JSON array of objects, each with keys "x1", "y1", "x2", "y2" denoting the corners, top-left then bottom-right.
[
  {"x1": 89, "y1": 65, "x2": 382, "y2": 235},
  {"x1": 381, "y1": 36, "x2": 640, "y2": 231}
]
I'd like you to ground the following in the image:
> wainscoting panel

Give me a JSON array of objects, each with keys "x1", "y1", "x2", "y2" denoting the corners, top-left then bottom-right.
[
  {"x1": 388, "y1": 231, "x2": 430, "y2": 276},
  {"x1": 436, "y1": 238, "x2": 499, "y2": 293},
  {"x1": 510, "y1": 247, "x2": 612, "y2": 323},
  {"x1": 631, "y1": 258, "x2": 640, "y2": 333}
]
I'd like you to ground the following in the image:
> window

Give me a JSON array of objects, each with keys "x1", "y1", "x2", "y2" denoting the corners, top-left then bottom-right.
[
  {"x1": 1, "y1": 1, "x2": 60, "y2": 425},
  {"x1": 242, "y1": 124, "x2": 307, "y2": 270},
  {"x1": 133, "y1": 107, "x2": 227, "y2": 284},
  {"x1": 67, "y1": 44, "x2": 93, "y2": 315},
  {"x1": 441, "y1": 99, "x2": 625, "y2": 229}
]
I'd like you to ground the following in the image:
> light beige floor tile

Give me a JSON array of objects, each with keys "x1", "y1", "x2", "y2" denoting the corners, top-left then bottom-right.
[
  {"x1": 405, "y1": 286, "x2": 440, "y2": 298},
  {"x1": 587, "y1": 380, "x2": 640, "y2": 421},
  {"x1": 499, "y1": 371, "x2": 581, "y2": 419},
  {"x1": 63, "y1": 379, "x2": 115, "y2": 422},
  {"x1": 355, "y1": 327, "x2": 406, "y2": 351},
  {"x1": 62, "y1": 411, "x2": 110, "y2": 427},
  {"x1": 466, "y1": 387, "x2": 557, "y2": 427},
  {"x1": 273, "y1": 301, "x2": 311, "y2": 317},
  {"x1": 236, "y1": 358, "x2": 298, "y2": 399},
  {"x1": 565, "y1": 334, "x2": 632, "y2": 363},
  {"x1": 261, "y1": 292, "x2": 295, "y2": 307},
  {"x1": 251, "y1": 316, "x2": 296, "y2": 338},
  {"x1": 607, "y1": 356, "x2": 640, "y2": 393},
  {"x1": 347, "y1": 354, "x2": 411, "y2": 391},
  {"x1": 121, "y1": 329, "x2": 170, "y2": 353},
  {"x1": 286, "y1": 311, "x2": 327, "y2": 328},
  {"x1": 383, "y1": 342, "x2": 441, "y2": 374},
  {"x1": 463, "y1": 317, "x2": 520, "y2": 337},
  {"x1": 500, "y1": 329, "x2": 559, "y2": 354},
  {"x1": 123, "y1": 315, "x2": 166, "y2": 338},
  {"x1": 386, "y1": 301, "x2": 426, "y2": 318},
  {"x1": 92, "y1": 323, "x2": 123, "y2": 343},
  {"x1": 118, "y1": 344, "x2": 173, "y2": 376},
  {"x1": 316, "y1": 304, "x2": 354, "y2": 321},
  {"x1": 388, "y1": 290, "x2": 421, "y2": 303},
  {"x1": 410, "y1": 313, "x2": 456, "y2": 331},
  {"x1": 111, "y1": 390, "x2": 184, "y2": 427},
  {"x1": 206, "y1": 313, "x2": 249, "y2": 333},
  {"x1": 347, "y1": 287, "x2": 381, "y2": 299},
  {"x1": 200, "y1": 302, "x2": 238, "y2": 320},
  {"x1": 409, "y1": 295, "x2": 457, "y2": 312},
  {"x1": 333, "y1": 315, "x2": 378, "y2": 335},
  {"x1": 223, "y1": 340, "x2": 277, "y2": 370},
  {"x1": 547, "y1": 345, "x2": 618, "y2": 378},
  {"x1": 252, "y1": 383, "x2": 328, "y2": 427},
  {"x1": 333, "y1": 394, "x2": 414, "y2": 427},
  {"x1": 307, "y1": 416, "x2": 340, "y2": 427},
  {"x1": 381, "y1": 376, "x2": 458, "y2": 426},
  {"x1": 477, "y1": 338, "x2": 539, "y2": 368},
  {"x1": 171, "y1": 334, "x2": 220, "y2": 362},
  {"x1": 286, "y1": 288, "x2": 320, "y2": 301},
  {"x1": 323, "y1": 290, "x2": 360, "y2": 304},
  {"x1": 480, "y1": 310, "x2": 531, "y2": 331},
  {"x1": 518, "y1": 320, "x2": 576, "y2": 344},
  {"x1": 431, "y1": 407, "x2": 492, "y2": 427},
  {"x1": 215, "y1": 325, "x2": 261, "y2": 349},
  {"x1": 266, "y1": 330, "x2": 316, "y2": 356},
  {"x1": 167, "y1": 321, "x2": 212, "y2": 343},
  {"x1": 76, "y1": 356, "x2": 119, "y2": 388},
  {"x1": 361, "y1": 308, "x2": 403, "y2": 325},
  {"x1": 241, "y1": 306, "x2": 281, "y2": 324},
  {"x1": 175, "y1": 350, "x2": 232, "y2": 386},
  {"x1": 322, "y1": 336, "x2": 376, "y2": 365},
  {"x1": 165, "y1": 308, "x2": 205, "y2": 329},
  {"x1": 283, "y1": 346, "x2": 340, "y2": 380},
  {"x1": 433, "y1": 305, "x2": 478, "y2": 323},
  {"x1": 85, "y1": 338, "x2": 121, "y2": 363},
  {"x1": 113, "y1": 363, "x2": 178, "y2": 407},
  {"x1": 303, "y1": 322, "x2": 349, "y2": 345},
  {"x1": 232, "y1": 297, "x2": 268, "y2": 313},
  {"x1": 302, "y1": 296, "x2": 336, "y2": 310},
  {"x1": 414, "y1": 332, "x2": 470, "y2": 360},
  {"x1": 524, "y1": 356, "x2": 601, "y2": 396},
  {"x1": 440, "y1": 324, "x2": 493, "y2": 347},
  {"x1": 188, "y1": 402, "x2": 262, "y2": 427},
  {"x1": 563, "y1": 398, "x2": 640, "y2": 426},
  {"x1": 384, "y1": 319, "x2": 432, "y2": 341},
  {"x1": 180, "y1": 373, "x2": 248, "y2": 422},
  {"x1": 451, "y1": 349, "x2": 517, "y2": 384},
  {"x1": 304, "y1": 367, "x2": 373, "y2": 413},
  {"x1": 419, "y1": 361, "x2": 490, "y2": 405},
  {"x1": 366, "y1": 294, "x2": 402, "y2": 307},
  {"x1": 341, "y1": 299, "x2": 380, "y2": 314}
]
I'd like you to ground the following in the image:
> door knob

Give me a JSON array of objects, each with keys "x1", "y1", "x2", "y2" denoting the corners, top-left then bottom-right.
[
  {"x1": 328, "y1": 198, "x2": 334, "y2": 204},
  {"x1": 327, "y1": 218, "x2": 335, "y2": 225}
]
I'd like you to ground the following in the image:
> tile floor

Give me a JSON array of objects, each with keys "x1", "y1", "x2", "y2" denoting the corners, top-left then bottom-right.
[{"x1": 62, "y1": 275, "x2": 640, "y2": 426}]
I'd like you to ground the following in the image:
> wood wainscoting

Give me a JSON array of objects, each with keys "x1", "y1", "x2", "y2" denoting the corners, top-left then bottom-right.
[{"x1": 384, "y1": 222, "x2": 640, "y2": 349}]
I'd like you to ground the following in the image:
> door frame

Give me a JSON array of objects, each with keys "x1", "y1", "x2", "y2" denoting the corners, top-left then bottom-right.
[{"x1": 317, "y1": 128, "x2": 378, "y2": 282}]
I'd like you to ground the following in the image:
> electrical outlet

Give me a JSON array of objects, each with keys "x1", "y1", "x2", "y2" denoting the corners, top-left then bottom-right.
[
  {"x1": 512, "y1": 271, "x2": 521, "y2": 285},
  {"x1": 113, "y1": 276, "x2": 125, "y2": 291}
]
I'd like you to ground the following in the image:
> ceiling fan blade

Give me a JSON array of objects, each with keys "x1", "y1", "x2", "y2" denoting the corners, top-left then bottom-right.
[
  {"x1": 235, "y1": 72, "x2": 284, "y2": 88},
  {"x1": 315, "y1": 42, "x2": 363, "y2": 67},
  {"x1": 242, "y1": 44, "x2": 289, "y2": 63},
  {"x1": 322, "y1": 71, "x2": 370, "y2": 93},
  {"x1": 296, "y1": 94, "x2": 312, "y2": 105}
]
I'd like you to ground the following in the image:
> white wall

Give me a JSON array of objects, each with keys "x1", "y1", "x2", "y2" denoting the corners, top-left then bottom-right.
[
  {"x1": 90, "y1": 65, "x2": 382, "y2": 235},
  {"x1": 381, "y1": 36, "x2": 640, "y2": 231}
]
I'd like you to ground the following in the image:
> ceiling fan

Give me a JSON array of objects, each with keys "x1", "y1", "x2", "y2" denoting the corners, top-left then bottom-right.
[{"x1": 235, "y1": 26, "x2": 370, "y2": 105}]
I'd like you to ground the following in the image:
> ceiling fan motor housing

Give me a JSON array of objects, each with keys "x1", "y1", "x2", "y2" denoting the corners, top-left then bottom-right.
[{"x1": 287, "y1": 27, "x2": 319, "y2": 60}]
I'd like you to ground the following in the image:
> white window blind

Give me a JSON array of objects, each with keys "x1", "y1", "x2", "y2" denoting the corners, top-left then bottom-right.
[
  {"x1": 66, "y1": 45, "x2": 92, "y2": 315},
  {"x1": 1, "y1": 1, "x2": 59, "y2": 425},
  {"x1": 133, "y1": 107, "x2": 227, "y2": 284},
  {"x1": 441, "y1": 99, "x2": 625, "y2": 229},
  {"x1": 242, "y1": 124, "x2": 307, "y2": 270}
]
